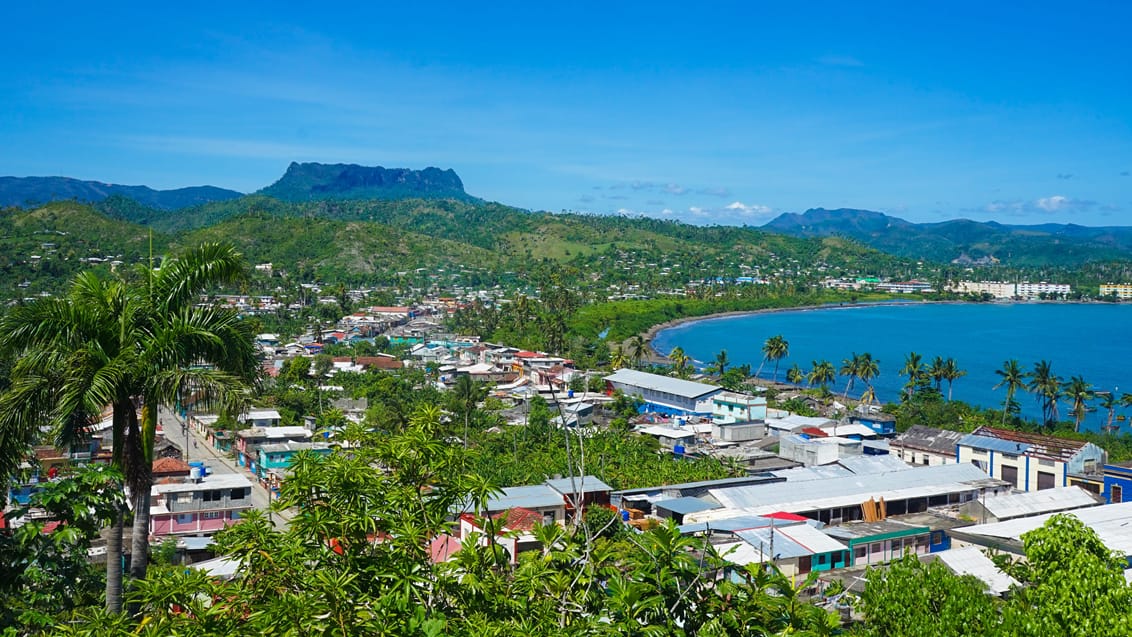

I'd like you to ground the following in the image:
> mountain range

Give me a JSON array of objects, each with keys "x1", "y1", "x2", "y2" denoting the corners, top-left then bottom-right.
[
  {"x1": 0, "y1": 176, "x2": 243, "y2": 210},
  {"x1": 762, "y1": 208, "x2": 1132, "y2": 266}
]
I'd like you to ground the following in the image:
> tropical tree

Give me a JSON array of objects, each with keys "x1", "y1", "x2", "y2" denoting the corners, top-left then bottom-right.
[
  {"x1": 1028, "y1": 360, "x2": 1063, "y2": 428},
  {"x1": 451, "y1": 373, "x2": 486, "y2": 450},
  {"x1": 993, "y1": 359, "x2": 1027, "y2": 425},
  {"x1": 760, "y1": 334, "x2": 789, "y2": 383},
  {"x1": 0, "y1": 243, "x2": 259, "y2": 612},
  {"x1": 808, "y1": 360, "x2": 836, "y2": 392},
  {"x1": 1099, "y1": 391, "x2": 1118, "y2": 433},
  {"x1": 1064, "y1": 375, "x2": 1095, "y2": 433},
  {"x1": 610, "y1": 344, "x2": 626, "y2": 370},
  {"x1": 899, "y1": 352, "x2": 927, "y2": 401},
  {"x1": 668, "y1": 346, "x2": 690, "y2": 378},
  {"x1": 942, "y1": 357, "x2": 967, "y2": 401},
  {"x1": 839, "y1": 353, "x2": 860, "y2": 400},
  {"x1": 857, "y1": 352, "x2": 880, "y2": 399},
  {"x1": 929, "y1": 355, "x2": 947, "y2": 392},
  {"x1": 708, "y1": 349, "x2": 729, "y2": 377},
  {"x1": 626, "y1": 335, "x2": 647, "y2": 369},
  {"x1": 785, "y1": 363, "x2": 806, "y2": 386}
]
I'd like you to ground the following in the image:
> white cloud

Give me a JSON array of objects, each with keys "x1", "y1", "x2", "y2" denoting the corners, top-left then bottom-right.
[
  {"x1": 725, "y1": 201, "x2": 773, "y2": 216},
  {"x1": 1036, "y1": 195, "x2": 1069, "y2": 212},
  {"x1": 663, "y1": 183, "x2": 688, "y2": 195}
]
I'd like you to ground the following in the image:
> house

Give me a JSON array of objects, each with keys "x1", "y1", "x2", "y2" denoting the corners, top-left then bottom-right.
[
  {"x1": 240, "y1": 409, "x2": 282, "y2": 428},
  {"x1": 823, "y1": 520, "x2": 943, "y2": 567},
  {"x1": 604, "y1": 369, "x2": 723, "y2": 416},
  {"x1": 890, "y1": 425, "x2": 966, "y2": 467},
  {"x1": 957, "y1": 426, "x2": 1107, "y2": 491},
  {"x1": 712, "y1": 421, "x2": 766, "y2": 443},
  {"x1": 680, "y1": 516, "x2": 850, "y2": 577},
  {"x1": 849, "y1": 412, "x2": 897, "y2": 436},
  {"x1": 958, "y1": 486, "x2": 1102, "y2": 524},
  {"x1": 778, "y1": 434, "x2": 869, "y2": 466},
  {"x1": 764, "y1": 414, "x2": 835, "y2": 436},
  {"x1": 711, "y1": 391, "x2": 767, "y2": 424},
  {"x1": 256, "y1": 441, "x2": 333, "y2": 478},
  {"x1": 457, "y1": 507, "x2": 546, "y2": 563},
  {"x1": 152, "y1": 457, "x2": 192, "y2": 480},
  {"x1": 478, "y1": 485, "x2": 568, "y2": 525},
  {"x1": 552, "y1": 401, "x2": 595, "y2": 428},
  {"x1": 951, "y1": 500, "x2": 1132, "y2": 559},
  {"x1": 149, "y1": 473, "x2": 255, "y2": 539},
  {"x1": 636, "y1": 425, "x2": 696, "y2": 450},
  {"x1": 1102, "y1": 463, "x2": 1132, "y2": 504},
  {"x1": 234, "y1": 426, "x2": 312, "y2": 472}
]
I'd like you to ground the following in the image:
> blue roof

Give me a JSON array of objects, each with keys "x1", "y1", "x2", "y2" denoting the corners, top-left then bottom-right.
[
  {"x1": 958, "y1": 434, "x2": 1031, "y2": 455},
  {"x1": 653, "y1": 497, "x2": 720, "y2": 516},
  {"x1": 486, "y1": 485, "x2": 564, "y2": 511}
]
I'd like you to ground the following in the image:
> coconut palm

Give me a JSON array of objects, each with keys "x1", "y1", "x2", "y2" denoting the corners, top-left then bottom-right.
[
  {"x1": 839, "y1": 354, "x2": 860, "y2": 400},
  {"x1": 1100, "y1": 391, "x2": 1118, "y2": 433},
  {"x1": 993, "y1": 359, "x2": 1027, "y2": 425},
  {"x1": 785, "y1": 363, "x2": 805, "y2": 386},
  {"x1": 856, "y1": 353, "x2": 880, "y2": 399},
  {"x1": 761, "y1": 335, "x2": 789, "y2": 383},
  {"x1": 610, "y1": 344, "x2": 626, "y2": 370},
  {"x1": 0, "y1": 243, "x2": 258, "y2": 611},
  {"x1": 711, "y1": 349, "x2": 730, "y2": 376},
  {"x1": 452, "y1": 374, "x2": 486, "y2": 450},
  {"x1": 808, "y1": 360, "x2": 836, "y2": 392},
  {"x1": 668, "y1": 346, "x2": 690, "y2": 378},
  {"x1": 942, "y1": 358, "x2": 966, "y2": 402},
  {"x1": 1028, "y1": 360, "x2": 1062, "y2": 428},
  {"x1": 928, "y1": 356, "x2": 947, "y2": 392},
  {"x1": 627, "y1": 336, "x2": 647, "y2": 369},
  {"x1": 899, "y1": 352, "x2": 926, "y2": 401},
  {"x1": 1064, "y1": 375, "x2": 1095, "y2": 433}
]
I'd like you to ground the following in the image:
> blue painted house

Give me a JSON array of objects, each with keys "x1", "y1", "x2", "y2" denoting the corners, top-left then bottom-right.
[
  {"x1": 256, "y1": 441, "x2": 333, "y2": 479},
  {"x1": 1103, "y1": 463, "x2": 1132, "y2": 504}
]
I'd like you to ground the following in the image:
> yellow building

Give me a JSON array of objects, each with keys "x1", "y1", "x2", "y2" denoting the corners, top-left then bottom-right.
[{"x1": 1100, "y1": 284, "x2": 1132, "y2": 299}]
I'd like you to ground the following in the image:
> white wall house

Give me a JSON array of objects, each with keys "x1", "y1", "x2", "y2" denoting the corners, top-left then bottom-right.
[{"x1": 958, "y1": 426, "x2": 1106, "y2": 492}]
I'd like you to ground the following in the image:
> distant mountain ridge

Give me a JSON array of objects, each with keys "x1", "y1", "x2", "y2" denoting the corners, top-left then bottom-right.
[
  {"x1": 258, "y1": 162, "x2": 473, "y2": 202},
  {"x1": 763, "y1": 208, "x2": 1132, "y2": 266},
  {"x1": 0, "y1": 176, "x2": 243, "y2": 210}
]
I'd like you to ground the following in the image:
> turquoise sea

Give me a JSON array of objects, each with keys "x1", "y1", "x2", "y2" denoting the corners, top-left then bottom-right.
[{"x1": 651, "y1": 302, "x2": 1132, "y2": 432}]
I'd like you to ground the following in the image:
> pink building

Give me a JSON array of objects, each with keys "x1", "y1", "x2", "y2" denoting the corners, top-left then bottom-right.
[{"x1": 149, "y1": 473, "x2": 255, "y2": 539}]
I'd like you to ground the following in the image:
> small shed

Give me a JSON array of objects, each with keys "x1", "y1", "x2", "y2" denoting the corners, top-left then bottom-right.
[{"x1": 653, "y1": 497, "x2": 721, "y2": 524}]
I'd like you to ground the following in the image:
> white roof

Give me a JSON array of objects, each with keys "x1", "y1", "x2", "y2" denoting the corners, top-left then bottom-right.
[
  {"x1": 243, "y1": 409, "x2": 281, "y2": 420},
  {"x1": 714, "y1": 541, "x2": 766, "y2": 566},
  {"x1": 636, "y1": 426, "x2": 696, "y2": 439},
  {"x1": 935, "y1": 546, "x2": 1018, "y2": 595},
  {"x1": 605, "y1": 369, "x2": 722, "y2": 400},
  {"x1": 152, "y1": 473, "x2": 253, "y2": 495},
  {"x1": 689, "y1": 463, "x2": 997, "y2": 524},
  {"x1": 960, "y1": 501, "x2": 1132, "y2": 557},
  {"x1": 192, "y1": 556, "x2": 241, "y2": 579},
  {"x1": 766, "y1": 414, "x2": 834, "y2": 431},
  {"x1": 820, "y1": 423, "x2": 877, "y2": 438},
  {"x1": 981, "y1": 486, "x2": 1101, "y2": 520}
]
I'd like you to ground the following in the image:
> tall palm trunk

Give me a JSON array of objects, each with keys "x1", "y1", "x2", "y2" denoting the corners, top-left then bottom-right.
[
  {"x1": 105, "y1": 509, "x2": 124, "y2": 613},
  {"x1": 129, "y1": 403, "x2": 157, "y2": 583}
]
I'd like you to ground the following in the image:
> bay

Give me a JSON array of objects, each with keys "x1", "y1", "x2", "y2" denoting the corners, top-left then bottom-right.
[{"x1": 652, "y1": 302, "x2": 1132, "y2": 432}]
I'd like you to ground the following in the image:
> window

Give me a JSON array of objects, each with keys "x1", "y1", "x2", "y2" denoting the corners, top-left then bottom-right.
[
  {"x1": 1002, "y1": 453, "x2": 1019, "y2": 461},
  {"x1": 202, "y1": 490, "x2": 222, "y2": 502},
  {"x1": 176, "y1": 514, "x2": 193, "y2": 525},
  {"x1": 921, "y1": 456, "x2": 929, "y2": 466},
  {"x1": 177, "y1": 493, "x2": 193, "y2": 504},
  {"x1": 230, "y1": 488, "x2": 246, "y2": 500},
  {"x1": 1039, "y1": 458, "x2": 1055, "y2": 467},
  {"x1": 931, "y1": 531, "x2": 943, "y2": 544},
  {"x1": 203, "y1": 511, "x2": 222, "y2": 520},
  {"x1": 1113, "y1": 485, "x2": 1124, "y2": 503}
]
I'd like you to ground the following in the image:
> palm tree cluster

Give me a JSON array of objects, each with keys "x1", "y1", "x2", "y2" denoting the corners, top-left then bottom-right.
[
  {"x1": 993, "y1": 359, "x2": 1132, "y2": 433},
  {"x1": 0, "y1": 243, "x2": 260, "y2": 613},
  {"x1": 898, "y1": 352, "x2": 965, "y2": 403}
]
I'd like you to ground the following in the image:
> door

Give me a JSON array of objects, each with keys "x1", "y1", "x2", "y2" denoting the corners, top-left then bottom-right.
[
  {"x1": 1001, "y1": 465, "x2": 1019, "y2": 489},
  {"x1": 1037, "y1": 472, "x2": 1056, "y2": 490}
]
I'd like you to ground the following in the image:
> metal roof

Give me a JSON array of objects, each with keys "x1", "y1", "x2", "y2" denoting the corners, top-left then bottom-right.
[
  {"x1": 688, "y1": 463, "x2": 1002, "y2": 523},
  {"x1": 735, "y1": 523, "x2": 847, "y2": 559},
  {"x1": 934, "y1": 547, "x2": 1018, "y2": 595},
  {"x1": 486, "y1": 485, "x2": 564, "y2": 511},
  {"x1": 636, "y1": 426, "x2": 696, "y2": 439},
  {"x1": 891, "y1": 425, "x2": 966, "y2": 455},
  {"x1": 654, "y1": 497, "x2": 720, "y2": 516},
  {"x1": 152, "y1": 473, "x2": 253, "y2": 494},
  {"x1": 980, "y1": 486, "x2": 1101, "y2": 521},
  {"x1": 957, "y1": 433, "x2": 1031, "y2": 455},
  {"x1": 769, "y1": 465, "x2": 854, "y2": 482},
  {"x1": 604, "y1": 369, "x2": 722, "y2": 399},
  {"x1": 959, "y1": 501, "x2": 1132, "y2": 557},
  {"x1": 545, "y1": 475, "x2": 612, "y2": 495},
  {"x1": 823, "y1": 520, "x2": 929, "y2": 541},
  {"x1": 968, "y1": 426, "x2": 1090, "y2": 462},
  {"x1": 837, "y1": 455, "x2": 914, "y2": 475}
]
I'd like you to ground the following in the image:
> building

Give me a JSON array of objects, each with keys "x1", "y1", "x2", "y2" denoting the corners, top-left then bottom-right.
[
  {"x1": 1102, "y1": 463, "x2": 1132, "y2": 503},
  {"x1": 956, "y1": 426, "x2": 1107, "y2": 492},
  {"x1": 604, "y1": 369, "x2": 723, "y2": 416},
  {"x1": 875, "y1": 280, "x2": 934, "y2": 294},
  {"x1": 149, "y1": 473, "x2": 255, "y2": 538},
  {"x1": 256, "y1": 441, "x2": 333, "y2": 478},
  {"x1": 1100, "y1": 284, "x2": 1132, "y2": 300},
  {"x1": 712, "y1": 421, "x2": 766, "y2": 443},
  {"x1": 235, "y1": 426, "x2": 312, "y2": 472},
  {"x1": 680, "y1": 516, "x2": 851, "y2": 577},
  {"x1": 635, "y1": 425, "x2": 696, "y2": 450},
  {"x1": 890, "y1": 425, "x2": 966, "y2": 466},
  {"x1": 951, "y1": 281, "x2": 1018, "y2": 299},
  {"x1": 823, "y1": 520, "x2": 944, "y2": 566},
  {"x1": 778, "y1": 434, "x2": 870, "y2": 467},
  {"x1": 957, "y1": 486, "x2": 1101, "y2": 524},
  {"x1": 711, "y1": 391, "x2": 767, "y2": 424},
  {"x1": 952, "y1": 501, "x2": 1132, "y2": 558},
  {"x1": 1015, "y1": 282, "x2": 1071, "y2": 299}
]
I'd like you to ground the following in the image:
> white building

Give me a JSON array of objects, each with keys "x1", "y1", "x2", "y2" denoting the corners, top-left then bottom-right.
[
  {"x1": 1015, "y1": 282, "x2": 1071, "y2": 299},
  {"x1": 957, "y1": 426, "x2": 1106, "y2": 492},
  {"x1": 711, "y1": 391, "x2": 767, "y2": 424},
  {"x1": 604, "y1": 369, "x2": 723, "y2": 416}
]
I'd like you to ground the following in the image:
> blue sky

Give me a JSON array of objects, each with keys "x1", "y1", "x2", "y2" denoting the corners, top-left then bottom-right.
[{"x1": 2, "y1": 2, "x2": 1130, "y2": 225}]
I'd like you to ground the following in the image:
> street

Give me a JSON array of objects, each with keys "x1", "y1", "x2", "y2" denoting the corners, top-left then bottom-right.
[{"x1": 157, "y1": 408, "x2": 294, "y2": 529}]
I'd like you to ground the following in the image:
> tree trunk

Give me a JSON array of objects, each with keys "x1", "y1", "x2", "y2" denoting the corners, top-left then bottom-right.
[
  {"x1": 130, "y1": 485, "x2": 152, "y2": 582},
  {"x1": 105, "y1": 508, "x2": 124, "y2": 613}
]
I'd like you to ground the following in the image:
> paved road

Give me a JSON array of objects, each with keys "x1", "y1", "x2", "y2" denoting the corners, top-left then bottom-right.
[{"x1": 158, "y1": 408, "x2": 294, "y2": 529}]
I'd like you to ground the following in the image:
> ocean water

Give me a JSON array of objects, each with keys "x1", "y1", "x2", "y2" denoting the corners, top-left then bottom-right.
[{"x1": 651, "y1": 302, "x2": 1132, "y2": 432}]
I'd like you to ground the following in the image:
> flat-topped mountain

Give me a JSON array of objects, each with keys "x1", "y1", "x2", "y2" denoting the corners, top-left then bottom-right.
[
  {"x1": 258, "y1": 162, "x2": 473, "y2": 202},
  {"x1": 0, "y1": 176, "x2": 243, "y2": 210},
  {"x1": 763, "y1": 208, "x2": 1132, "y2": 265}
]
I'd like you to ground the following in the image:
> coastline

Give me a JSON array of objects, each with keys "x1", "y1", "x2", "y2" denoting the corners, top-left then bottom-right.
[{"x1": 641, "y1": 299, "x2": 932, "y2": 358}]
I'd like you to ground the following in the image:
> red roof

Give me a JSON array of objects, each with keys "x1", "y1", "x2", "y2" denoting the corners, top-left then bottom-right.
[
  {"x1": 800, "y1": 427, "x2": 828, "y2": 437},
  {"x1": 152, "y1": 457, "x2": 191, "y2": 476},
  {"x1": 430, "y1": 534, "x2": 462, "y2": 563},
  {"x1": 493, "y1": 507, "x2": 544, "y2": 532},
  {"x1": 764, "y1": 511, "x2": 809, "y2": 522},
  {"x1": 515, "y1": 351, "x2": 540, "y2": 359},
  {"x1": 355, "y1": 356, "x2": 403, "y2": 370}
]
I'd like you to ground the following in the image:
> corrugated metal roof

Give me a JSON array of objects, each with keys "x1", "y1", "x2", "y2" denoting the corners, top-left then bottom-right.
[
  {"x1": 960, "y1": 501, "x2": 1132, "y2": 557},
  {"x1": 770, "y1": 465, "x2": 854, "y2": 482},
  {"x1": 838, "y1": 455, "x2": 915, "y2": 475},
  {"x1": 935, "y1": 547, "x2": 1017, "y2": 595},
  {"x1": 152, "y1": 473, "x2": 253, "y2": 494},
  {"x1": 636, "y1": 426, "x2": 695, "y2": 439},
  {"x1": 654, "y1": 497, "x2": 720, "y2": 516},
  {"x1": 486, "y1": 485, "x2": 564, "y2": 511},
  {"x1": 969, "y1": 426, "x2": 1089, "y2": 462},
  {"x1": 545, "y1": 475, "x2": 612, "y2": 495},
  {"x1": 891, "y1": 425, "x2": 966, "y2": 455},
  {"x1": 735, "y1": 524, "x2": 847, "y2": 559},
  {"x1": 604, "y1": 369, "x2": 722, "y2": 399},
  {"x1": 958, "y1": 433, "x2": 1031, "y2": 455},
  {"x1": 689, "y1": 463, "x2": 1001, "y2": 523},
  {"x1": 981, "y1": 486, "x2": 1101, "y2": 520}
]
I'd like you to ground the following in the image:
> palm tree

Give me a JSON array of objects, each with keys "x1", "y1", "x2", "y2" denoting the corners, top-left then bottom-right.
[
  {"x1": 610, "y1": 344, "x2": 627, "y2": 370},
  {"x1": 808, "y1": 360, "x2": 836, "y2": 392},
  {"x1": 0, "y1": 244, "x2": 258, "y2": 612},
  {"x1": 761, "y1": 335, "x2": 789, "y2": 383},
  {"x1": 452, "y1": 374, "x2": 485, "y2": 450},
  {"x1": 856, "y1": 353, "x2": 880, "y2": 401},
  {"x1": 785, "y1": 363, "x2": 805, "y2": 386},
  {"x1": 1028, "y1": 360, "x2": 1062, "y2": 428},
  {"x1": 1121, "y1": 393, "x2": 1132, "y2": 429},
  {"x1": 1099, "y1": 391, "x2": 1118, "y2": 433},
  {"x1": 839, "y1": 354, "x2": 860, "y2": 400},
  {"x1": 1064, "y1": 375, "x2": 1095, "y2": 433},
  {"x1": 711, "y1": 349, "x2": 729, "y2": 377},
  {"x1": 929, "y1": 356, "x2": 947, "y2": 392},
  {"x1": 668, "y1": 346, "x2": 690, "y2": 378},
  {"x1": 899, "y1": 352, "x2": 925, "y2": 401},
  {"x1": 627, "y1": 336, "x2": 647, "y2": 369},
  {"x1": 942, "y1": 358, "x2": 966, "y2": 401},
  {"x1": 993, "y1": 359, "x2": 1027, "y2": 426}
]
